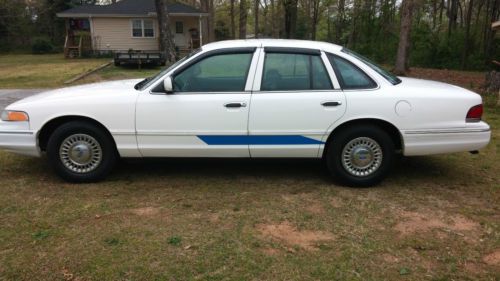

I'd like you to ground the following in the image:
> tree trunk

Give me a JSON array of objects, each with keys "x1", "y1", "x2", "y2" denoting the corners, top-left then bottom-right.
[
  {"x1": 239, "y1": 0, "x2": 247, "y2": 39},
  {"x1": 200, "y1": 0, "x2": 215, "y2": 42},
  {"x1": 335, "y1": 0, "x2": 345, "y2": 42},
  {"x1": 209, "y1": 0, "x2": 215, "y2": 42},
  {"x1": 394, "y1": 0, "x2": 415, "y2": 75},
  {"x1": 254, "y1": 0, "x2": 259, "y2": 38},
  {"x1": 461, "y1": 0, "x2": 474, "y2": 69},
  {"x1": 283, "y1": 0, "x2": 298, "y2": 38},
  {"x1": 447, "y1": 0, "x2": 458, "y2": 37},
  {"x1": 155, "y1": 0, "x2": 176, "y2": 62},
  {"x1": 310, "y1": 0, "x2": 320, "y2": 40},
  {"x1": 230, "y1": 0, "x2": 236, "y2": 39}
]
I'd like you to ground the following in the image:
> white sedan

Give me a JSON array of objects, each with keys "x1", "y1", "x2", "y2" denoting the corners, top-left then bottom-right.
[{"x1": 0, "y1": 40, "x2": 491, "y2": 186}]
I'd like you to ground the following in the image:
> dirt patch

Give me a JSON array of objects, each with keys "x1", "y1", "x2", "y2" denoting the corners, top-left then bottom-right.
[
  {"x1": 208, "y1": 213, "x2": 220, "y2": 223},
  {"x1": 330, "y1": 197, "x2": 344, "y2": 208},
  {"x1": 381, "y1": 253, "x2": 400, "y2": 263},
  {"x1": 261, "y1": 247, "x2": 280, "y2": 256},
  {"x1": 305, "y1": 203, "x2": 325, "y2": 214},
  {"x1": 483, "y1": 250, "x2": 500, "y2": 266},
  {"x1": 256, "y1": 221, "x2": 334, "y2": 251},
  {"x1": 130, "y1": 207, "x2": 160, "y2": 216},
  {"x1": 394, "y1": 211, "x2": 479, "y2": 237}
]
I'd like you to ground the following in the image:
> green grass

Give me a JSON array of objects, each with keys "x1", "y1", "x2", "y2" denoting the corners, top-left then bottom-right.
[{"x1": 0, "y1": 54, "x2": 162, "y2": 88}]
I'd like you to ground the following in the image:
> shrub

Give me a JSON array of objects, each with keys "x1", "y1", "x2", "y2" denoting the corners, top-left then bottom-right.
[{"x1": 31, "y1": 37, "x2": 54, "y2": 54}]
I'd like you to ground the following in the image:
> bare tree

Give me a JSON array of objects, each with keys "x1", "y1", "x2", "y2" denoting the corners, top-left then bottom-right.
[
  {"x1": 462, "y1": 0, "x2": 474, "y2": 68},
  {"x1": 254, "y1": 0, "x2": 259, "y2": 38},
  {"x1": 310, "y1": 0, "x2": 320, "y2": 40},
  {"x1": 448, "y1": 0, "x2": 459, "y2": 37},
  {"x1": 239, "y1": 0, "x2": 247, "y2": 38},
  {"x1": 230, "y1": 0, "x2": 236, "y2": 39},
  {"x1": 283, "y1": 0, "x2": 298, "y2": 38},
  {"x1": 335, "y1": 0, "x2": 345, "y2": 42},
  {"x1": 200, "y1": 0, "x2": 215, "y2": 42},
  {"x1": 394, "y1": 0, "x2": 416, "y2": 75},
  {"x1": 155, "y1": 0, "x2": 176, "y2": 62}
]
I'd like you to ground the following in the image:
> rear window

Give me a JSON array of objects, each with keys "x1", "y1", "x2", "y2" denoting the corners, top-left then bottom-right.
[{"x1": 327, "y1": 54, "x2": 377, "y2": 90}]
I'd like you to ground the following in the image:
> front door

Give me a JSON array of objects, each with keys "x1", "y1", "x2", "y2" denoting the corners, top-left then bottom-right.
[
  {"x1": 248, "y1": 48, "x2": 346, "y2": 158},
  {"x1": 173, "y1": 21, "x2": 186, "y2": 47},
  {"x1": 136, "y1": 48, "x2": 258, "y2": 157}
]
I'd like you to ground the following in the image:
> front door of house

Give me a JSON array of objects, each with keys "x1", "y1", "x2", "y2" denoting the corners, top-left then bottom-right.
[{"x1": 173, "y1": 21, "x2": 186, "y2": 47}]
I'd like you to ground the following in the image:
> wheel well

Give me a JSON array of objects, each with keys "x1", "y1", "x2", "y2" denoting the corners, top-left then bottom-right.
[
  {"x1": 323, "y1": 119, "x2": 403, "y2": 156},
  {"x1": 38, "y1": 116, "x2": 116, "y2": 152}
]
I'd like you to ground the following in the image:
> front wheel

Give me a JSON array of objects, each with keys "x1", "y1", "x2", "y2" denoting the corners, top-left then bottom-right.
[
  {"x1": 325, "y1": 125, "x2": 395, "y2": 187},
  {"x1": 46, "y1": 121, "x2": 117, "y2": 183}
]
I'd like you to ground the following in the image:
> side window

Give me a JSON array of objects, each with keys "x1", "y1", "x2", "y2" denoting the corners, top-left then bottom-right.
[
  {"x1": 327, "y1": 54, "x2": 377, "y2": 90},
  {"x1": 173, "y1": 53, "x2": 253, "y2": 92},
  {"x1": 132, "y1": 20, "x2": 143, "y2": 37},
  {"x1": 261, "y1": 53, "x2": 333, "y2": 91}
]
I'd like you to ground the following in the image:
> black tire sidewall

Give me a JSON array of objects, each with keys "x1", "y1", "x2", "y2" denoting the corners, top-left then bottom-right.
[
  {"x1": 326, "y1": 125, "x2": 395, "y2": 187},
  {"x1": 46, "y1": 121, "x2": 116, "y2": 183}
]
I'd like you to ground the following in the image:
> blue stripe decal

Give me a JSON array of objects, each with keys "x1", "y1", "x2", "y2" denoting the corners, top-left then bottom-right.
[{"x1": 197, "y1": 135, "x2": 324, "y2": 145}]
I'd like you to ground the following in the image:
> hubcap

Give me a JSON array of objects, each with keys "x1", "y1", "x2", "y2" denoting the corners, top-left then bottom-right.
[
  {"x1": 341, "y1": 137, "x2": 382, "y2": 177},
  {"x1": 59, "y1": 134, "x2": 102, "y2": 174}
]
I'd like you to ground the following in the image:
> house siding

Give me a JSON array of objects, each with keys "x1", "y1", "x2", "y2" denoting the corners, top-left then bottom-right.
[
  {"x1": 91, "y1": 16, "x2": 201, "y2": 52},
  {"x1": 92, "y1": 17, "x2": 159, "y2": 51}
]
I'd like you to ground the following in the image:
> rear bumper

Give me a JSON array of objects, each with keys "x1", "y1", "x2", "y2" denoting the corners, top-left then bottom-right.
[
  {"x1": 402, "y1": 122, "x2": 491, "y2": 156},
  {"x1": 0, "y1": 121, "x2": 40, "y2": 157}
]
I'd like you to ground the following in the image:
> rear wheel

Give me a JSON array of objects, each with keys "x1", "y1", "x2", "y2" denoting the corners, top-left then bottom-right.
[
  {"x1": 325, "y1": 125, "x2": 394, "y2": 187},
  {"x1": 46, "y1": 121, "x2": 117, "y2": 183}
]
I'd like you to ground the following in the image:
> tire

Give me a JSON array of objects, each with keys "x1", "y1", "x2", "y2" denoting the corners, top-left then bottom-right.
[
  {"x1": 325, "y1": 125, "x2": 395, "y2": 187},
  {"x1": 46, "y1": 121, "x2": 117, "y2": 183}
]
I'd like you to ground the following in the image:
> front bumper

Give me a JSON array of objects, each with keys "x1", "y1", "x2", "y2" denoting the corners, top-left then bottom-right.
[
  {"x1": 0, "y1": 121, "x2": 40, "y2": 157},
  {"x1": 402, "y1": 122, "x2": 491, "y2": 156}
]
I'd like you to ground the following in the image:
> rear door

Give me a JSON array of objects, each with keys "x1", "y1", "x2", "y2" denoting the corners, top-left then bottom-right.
[{"x1": 248, "y1": 47, "x2": 346, "y2": 158}]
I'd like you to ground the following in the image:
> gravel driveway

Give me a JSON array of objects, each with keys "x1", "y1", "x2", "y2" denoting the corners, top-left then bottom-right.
[{"x1": 0, "y1": 89, "x2": 46, "y2": 111}]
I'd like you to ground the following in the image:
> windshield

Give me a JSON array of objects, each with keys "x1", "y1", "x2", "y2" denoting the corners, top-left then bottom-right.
[
  {"x1": 341, "y1": 48, "x2": 401, "y2": 85},
  {"x1": 135, "y1": 49, "x2": 201, "y2": 90}
]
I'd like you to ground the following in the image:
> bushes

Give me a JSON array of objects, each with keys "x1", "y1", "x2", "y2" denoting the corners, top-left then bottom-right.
[{"x1": 31, "y1": 37, "x2": 54, "y2": 54}]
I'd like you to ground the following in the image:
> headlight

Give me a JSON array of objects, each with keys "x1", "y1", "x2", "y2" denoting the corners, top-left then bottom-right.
[{"x1": 1, "y1": 110, "x2": 29, "y2": 122}]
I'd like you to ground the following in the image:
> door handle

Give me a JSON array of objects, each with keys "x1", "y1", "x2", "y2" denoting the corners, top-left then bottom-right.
[
  {"x1": 224, "y1": 102, "x2": 247, "y2": 108},
  {"x1": 321, "y1": 101, "x2": 342, "y2": 107}
]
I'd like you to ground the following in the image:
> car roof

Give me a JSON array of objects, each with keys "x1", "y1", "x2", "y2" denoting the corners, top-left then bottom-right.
[{"x1": 201, "y1": 39, "x2": 343, "y2": 53}]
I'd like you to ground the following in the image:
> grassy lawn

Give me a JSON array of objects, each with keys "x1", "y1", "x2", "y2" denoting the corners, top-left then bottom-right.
[
  {"x1": 0, "y1": 53, "x2": 162, "y2": 89},
  {"x1": 0, "y1": 54, "x2": 499, "y2": 280}
]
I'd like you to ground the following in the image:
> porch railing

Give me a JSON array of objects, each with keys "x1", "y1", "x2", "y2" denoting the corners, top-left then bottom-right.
[{"x1": 64, "y1": 34, "x2": 92, "y2": 58}]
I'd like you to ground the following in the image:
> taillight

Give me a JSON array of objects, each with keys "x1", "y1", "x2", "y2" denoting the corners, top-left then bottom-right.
[{"x1": 466, "y1": 104, "x2": 483, "y2": 122}]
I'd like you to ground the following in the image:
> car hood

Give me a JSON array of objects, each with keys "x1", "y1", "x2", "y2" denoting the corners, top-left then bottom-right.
[{"x1": 7, "y1": 79, "x2": 142, "y2": 109}]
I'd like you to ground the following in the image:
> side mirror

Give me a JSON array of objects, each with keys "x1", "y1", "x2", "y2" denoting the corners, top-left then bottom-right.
[{"x1": 163, "y1": 77, "x2": 174, "y2": 94}]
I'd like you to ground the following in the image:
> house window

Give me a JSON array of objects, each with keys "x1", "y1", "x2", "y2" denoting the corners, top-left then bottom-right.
[
  {"x1": 175, "y1": 21, "x2": 183, "y2": 34},
  {"x1": 132, "y1": 19, "x2": 155, "y2": 38}
]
